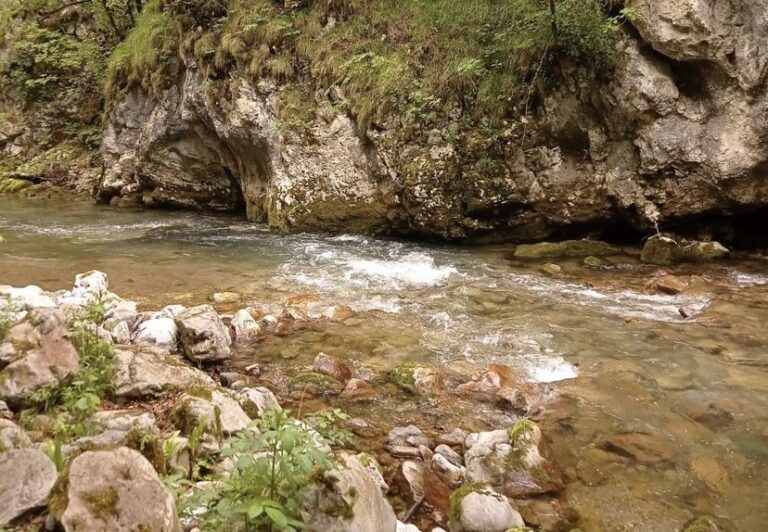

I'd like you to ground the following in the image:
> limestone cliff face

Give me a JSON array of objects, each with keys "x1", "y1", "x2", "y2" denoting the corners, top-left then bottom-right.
[
  {"x1": 100, "y1": 72, "x2": 390, "y2": 233},
  {"x1": 98, "y1": 0, "x2": 768, "y2": 242}
]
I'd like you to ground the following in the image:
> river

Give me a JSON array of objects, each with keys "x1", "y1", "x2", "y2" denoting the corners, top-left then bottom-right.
[{"x1": 1, "y1": 196, "x2": 767, "y2": 531}]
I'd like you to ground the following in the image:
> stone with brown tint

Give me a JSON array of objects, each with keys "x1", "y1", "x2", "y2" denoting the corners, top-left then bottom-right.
[
  {"x1": 313, "y1": 352, "x2": 353, "y2": 383},
  {"x1": 600, "y1": 432, "x2": 677, "y2": 465},
  {"x1": 456, "y1": 364, "x2": 540, "y2": 412}
]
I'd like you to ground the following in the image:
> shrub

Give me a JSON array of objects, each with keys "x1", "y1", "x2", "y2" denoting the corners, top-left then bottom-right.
[
  {"x1": 25, "y1": 297, "x2": 116, "y2": 438},
  {"x1": 196, "y1": 407, "x2": 334, "y2": 531}
]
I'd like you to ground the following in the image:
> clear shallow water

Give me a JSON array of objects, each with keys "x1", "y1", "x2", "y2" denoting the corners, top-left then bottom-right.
[{"x1": 1, "y1": 197, "x2": 768, "y2": 531}]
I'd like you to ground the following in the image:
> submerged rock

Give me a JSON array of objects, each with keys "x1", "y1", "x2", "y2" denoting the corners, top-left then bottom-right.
[
  {"x1": 600, "y1": 431, "x2": 676, "y2": 466},
  {"x1": 683, "y1": 515, "x2": 723, "y2": 532},
  {"x1": 55, "y1": 447, "x2": 181, "y2": 531},
  {"x1": 512, "y1": 497, "x2": 579, "y2": 532},
  {"x1": 448, "y1": 483, "x2": 524, "y2": 532},
  {"x1": 653, "y1": 274, "x2": 688, "y2": 295},
  {"x1": 340, "y1": 378, "x2": 374, "y2": 401},
  {"x1": 0, "y1": 449, "x2": 57, "y2": 526},
  {"x1": 210, "y1": 291, "x2": 240, "y2": 304},
  {"x1": 175, "y1": 305, "x2": 232, "y2": 363},
  {"x1": 313, "y1": 352, "x2": 353, "y2": 383},
  {"x1": 289, "y1": 372, "x2": 343, "y2": 395},
  {"x1": 538, "y1": 263, "x2": 563, "y2": 277},
  {"x1": 514, "y1": 240, "x2": 620, "y2": 259},
  {"x1": 641, "y1": 236, "x2": 729, "y2": 265},
  {"x1": 112, "y1": 346, "x2": 214, "y2": 399},
  {"x1": 302, "y1": 454, "x2": 397, "y2": 532},
  {"x1": 583, "y1": 255, "x2": 609, "y2": 268}
]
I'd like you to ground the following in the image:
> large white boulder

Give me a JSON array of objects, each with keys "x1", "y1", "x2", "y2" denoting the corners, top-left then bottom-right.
[
  {"x1": 175, "y1": 305, "x2": 231, "y2": 363},
  {"x1": 112, "y1": 346, "x2": 214, "y2": 399},
  {"x1": 57, "y1": 447, "x2": 181, "y2": 531},
  {"x1": 0, "y1": 449, "x2": 57, "y2": 526}
]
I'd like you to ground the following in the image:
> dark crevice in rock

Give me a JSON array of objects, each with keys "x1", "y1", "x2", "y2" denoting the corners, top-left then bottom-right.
[{"x1": 661, "y1": 208, "x2": 768, "y2": 250}]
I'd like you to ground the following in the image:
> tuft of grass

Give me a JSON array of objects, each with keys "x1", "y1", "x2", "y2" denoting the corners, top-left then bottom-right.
[
  {"x1": 105, "y1": 0, "x2": 181, "y2": 102},
  {"x1": 100, "y1": 0, "x2": 623, "y2": 134}
]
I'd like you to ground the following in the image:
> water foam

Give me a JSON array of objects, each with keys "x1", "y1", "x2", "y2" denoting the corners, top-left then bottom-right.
[
  {"x1": 731, "y1": 271, "x2": 768, "y2": 286},
  {"x1": 345, "y1": 253, "x2": 458, "y2": 288}
]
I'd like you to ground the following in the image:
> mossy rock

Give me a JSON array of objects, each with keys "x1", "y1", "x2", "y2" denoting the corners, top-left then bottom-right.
[
  {"x1": 583, "y1": 255, "x2": 609, "y2": 268},
  {"x1": 514, "y1": 240, "x2": 620, "y2": 259},
  {"x1": 683, "y1": 516, "x2": 722, "y2": 532},
  {"x1": 289, "y1": 372, "x2": 343, "y2": 394},
  {"x1": 389, "y1": 362, "x2": 418, "y2": 393},
  {"x1": 508, "y1": 419, "x2": 537, "y2": 442},
  {"x1": 641, "y1": 236, "x2": 729, "y2": 265},
  {"x1": 0, "y1": 178, "x2": 32, "y2": 194},
  {"x1": 49, "y1": 463, "x2": 72, "y2": 520},
  {"x1": 389, "y1": 361, "x2": 443, "y2": 395},
  {"x1": 449, "y1": 482, "x2": 494, "y2": 522}
]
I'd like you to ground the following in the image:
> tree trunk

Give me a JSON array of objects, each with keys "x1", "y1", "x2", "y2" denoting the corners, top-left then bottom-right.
[{"x1": 549, "y1": 0, "x2": 558, "y2": 36}]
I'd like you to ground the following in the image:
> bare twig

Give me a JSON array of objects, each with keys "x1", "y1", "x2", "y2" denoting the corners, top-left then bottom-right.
[
  {"x1": 402, "y1": 495, "x2": 425, "y2": 523},
  {"x1": 519, "y1": 38, "x2": 553, "y2": 151}
]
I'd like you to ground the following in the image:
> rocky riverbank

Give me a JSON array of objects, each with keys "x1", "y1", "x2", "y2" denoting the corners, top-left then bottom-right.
[
  {"x1": 3, "y1": 193, "x2": 765, "y2": 531},
  {"x1": 0, "y1": 271, "x2": 579, "y2": 531}
]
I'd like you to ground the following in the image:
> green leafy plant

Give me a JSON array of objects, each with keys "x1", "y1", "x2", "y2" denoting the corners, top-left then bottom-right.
[
  {"x1": 303, "y1": 408, "x2": 352, "y2": 447},
  {"x1": 25, "y1": 298, "x2": 115, "y2": 439},
  {"x1": 43, "y1": 439, "x2": 66, "y2": 472},
  {"x1": 198, "y1": 407, "x2": 334, "y2": 531}
]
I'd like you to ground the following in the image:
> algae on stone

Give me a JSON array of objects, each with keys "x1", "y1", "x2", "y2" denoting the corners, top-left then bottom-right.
[{"x1": 514, "y1": 240, "x2": 620, "y2": 259}]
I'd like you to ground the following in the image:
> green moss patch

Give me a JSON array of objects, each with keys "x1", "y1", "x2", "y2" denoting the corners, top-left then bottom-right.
[
  {"x1": 514, "y1": 240, "x2": 620, "y2": 259},
  {"x1": 289, "y1": 372, "x2": 343, "y2": 393},
  {"x1": 85, "y1": 486, "x2": 120, "y2": 519},
  {"x1": 449, "y1": 483, "x2": 498, "y2": 522}
]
